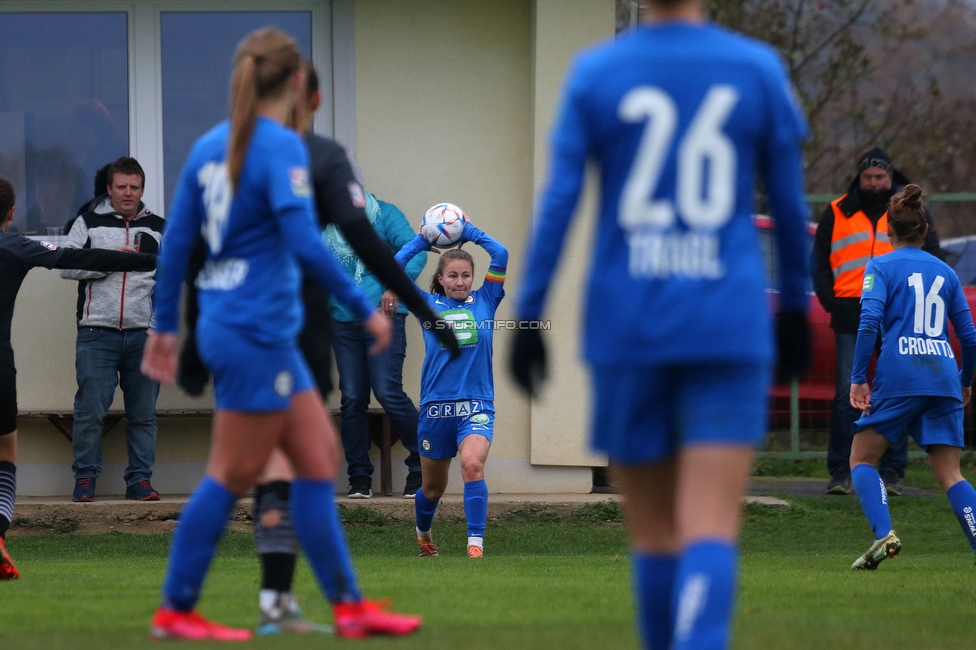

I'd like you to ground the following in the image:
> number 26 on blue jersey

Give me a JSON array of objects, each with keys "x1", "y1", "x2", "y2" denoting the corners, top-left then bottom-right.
[{"x1": 618, "y1": 85, "x2": 739, "y2": 231}]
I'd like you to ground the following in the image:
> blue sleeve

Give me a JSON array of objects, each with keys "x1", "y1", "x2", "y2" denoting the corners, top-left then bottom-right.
[
  {"x1": 851, "y1": 263, "x2": 885, "y2": 384},
  {"x1": 851, "y1": 299, "x2": 883, "y2": 385},
  {"x1": 152, "y1": 154, "x2": 204, "y2": 334},
  {"x1": 269, "y1": 140, "x2": 373, "y2": 321},
  {"x1": 947, "y1": 276, "x2": 976, "y2": 387},
  {"x1": 759, "y1": 54, "x2": 810, "y2": 313},
  {"x1": 859, "y1": 262, "x2": 887, "y2": 304},
  {"x1": 381, "y1": 201, "x2": 427, "y2": 281},
  {"x1": 268, "y1": 135, "x2": 314, "y2": 217},
  {"x1": 463, "y1": 222, "x2": 508, "y2": 307},
  {"x1": 395, "y1": 233, "x2": 431, "y2": 272},
  {"x1": 516, "y1": 61, "x2": 590, "y2": 321}
]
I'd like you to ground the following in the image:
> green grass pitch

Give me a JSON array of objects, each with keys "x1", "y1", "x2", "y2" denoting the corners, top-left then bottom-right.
[{"x1": 1, "y1": 489, "x2": 975, "y2": 649}]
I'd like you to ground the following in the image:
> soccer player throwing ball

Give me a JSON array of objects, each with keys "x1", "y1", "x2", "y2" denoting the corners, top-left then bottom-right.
[
  {"x1": 141, "y1": 28, "x2": 420, "y2": 640},
  {"x1": 396, "y1": 219, "x2": 507, "y2": 558},
  {"x1": 848, "y1": 184, "x2": 976, "y2": 570},
  {"x1": 510, "y1": 1, "x2": 811, "y2": 648}
]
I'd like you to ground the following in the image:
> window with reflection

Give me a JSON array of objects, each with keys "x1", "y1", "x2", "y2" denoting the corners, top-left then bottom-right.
[
  {"x1": 0, "y1": 13, "x2": 129, "y2": 234},
  {"x1": 161, "y1": 12, "x2": 312, "y2": 215}
]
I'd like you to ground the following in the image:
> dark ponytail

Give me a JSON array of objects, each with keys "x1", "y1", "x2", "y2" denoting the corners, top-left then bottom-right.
[{"x1": 887, "y1": 184, "x2": 927, "y2": 245}]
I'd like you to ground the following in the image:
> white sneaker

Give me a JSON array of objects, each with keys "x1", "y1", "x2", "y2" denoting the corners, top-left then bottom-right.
[{"x1": 852, "y1": 530, "x2": 901, "y2": 570}]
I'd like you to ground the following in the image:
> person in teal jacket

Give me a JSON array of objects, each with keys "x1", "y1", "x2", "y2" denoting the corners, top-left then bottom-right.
[{"x1": 327, "y1": 193, "x2": 426, "y2": 498}]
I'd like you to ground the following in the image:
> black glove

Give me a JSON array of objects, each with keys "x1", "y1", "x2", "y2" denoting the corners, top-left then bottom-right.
[
  {"x1": 509, "y1": 327, "x2": 547, "y2": 396},
  {"x1": 423, "y1": 316, "x2": 461, "y2": 360},
  {"x1": 177, "y1": 334, "x2": 210, "y2": 397},
  {"x1": 775, "y1": 311, "x2": 811, "y2": 385},
  {"x1": 134, "y1": 232, "x2": 158, "y2": 255}
]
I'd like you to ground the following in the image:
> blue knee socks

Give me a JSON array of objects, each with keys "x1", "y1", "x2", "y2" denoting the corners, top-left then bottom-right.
[
  {"x1": 672, "y1": 540, "x2": 737, "y2": 650},
  {"x1": 947, "y1": 480, "x2": 976, "y2": 555},
  {"x1": 463, "y1": 479, "x2": 488, "y2": 538},
  {"x1": 633, "y1": 553, "x2": 677, "y2": 650},
  {"x1": 415, "y1": 488, "x2": 439, "y2": 534},
  {"x1": 162, "y1": 476, "x2": 236, "y2": 611},
  {"x1": 290, "y1": 478, "x2": 361, "y2": 603},
  {"x1": 852, "y1": 464, "x2": 892, "y2": 539}
]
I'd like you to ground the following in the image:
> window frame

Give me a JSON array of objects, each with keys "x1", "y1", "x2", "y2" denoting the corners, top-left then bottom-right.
[{"x1": 0, "y1": 0, "x2": 352, "y2": 216}]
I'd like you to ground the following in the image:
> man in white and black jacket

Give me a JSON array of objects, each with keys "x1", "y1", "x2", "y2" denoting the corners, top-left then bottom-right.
[{"x1": 60, "y1": 157, "x2": 165, "y2": 503}]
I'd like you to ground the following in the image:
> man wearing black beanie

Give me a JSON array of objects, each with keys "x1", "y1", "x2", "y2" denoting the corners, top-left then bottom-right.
[{"x1": 812, "y1": 148, "x2": 944, "y2": 496}]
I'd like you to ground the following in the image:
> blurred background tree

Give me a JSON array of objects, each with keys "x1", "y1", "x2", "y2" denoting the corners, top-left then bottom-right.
[{"x1": 615, "y1": 0, "x2": 976, "y2": 238}]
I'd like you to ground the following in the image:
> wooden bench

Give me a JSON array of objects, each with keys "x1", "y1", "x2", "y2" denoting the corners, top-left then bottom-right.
[
  {"x1": 17, "y1": 409, "x2": 213, "y2": 441},
  {"x1": 365, "y1": 407, "x2": 398, "y2": 497},
  {"x1": 18, "y1": 407, "x2": 400, "y2": 497}
]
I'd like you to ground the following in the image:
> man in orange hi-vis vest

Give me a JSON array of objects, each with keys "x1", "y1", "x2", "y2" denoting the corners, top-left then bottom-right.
[{"x1": 813, "y1": 148, "x2": 944, "y2": 496}]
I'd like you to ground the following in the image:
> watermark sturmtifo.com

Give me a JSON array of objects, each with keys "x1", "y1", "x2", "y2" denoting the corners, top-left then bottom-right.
[{"x1": 423, "y1": 320, "x2": 552, "y2": 331}]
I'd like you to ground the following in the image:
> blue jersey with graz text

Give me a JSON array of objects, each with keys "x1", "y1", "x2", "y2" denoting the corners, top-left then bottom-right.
[
  {"x1": 153, "y1": 118, "x2": 371, "y2": 342},
  {"x1": 396, "y1": 226, "x2": 507, "y2": 405},
  {"x1": 853, "y1": 246, "x2": 976, "y2": 399},
  {"x1": 517, "y1": 21, "x2": 809, "y2": 366}
]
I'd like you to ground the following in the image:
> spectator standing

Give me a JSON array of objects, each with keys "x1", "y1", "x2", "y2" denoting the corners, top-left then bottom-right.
[
  {"x1": 0, "y1": 175, "x2": 156, "y2": 580},
  {"x1": 327, "y1": 192, "x2": 426, "y2": 499},
  {"x1": 812, "y1": 148, "x2": 943, "y2": 496},
  {"x1": 60, "y1": 157, "x2": 164, "y2": 502}
]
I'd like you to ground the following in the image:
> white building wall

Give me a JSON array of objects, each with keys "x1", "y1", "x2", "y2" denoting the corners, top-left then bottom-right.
[{"x1": 11, "y1": 0, "x2": 614, "y2": 496}]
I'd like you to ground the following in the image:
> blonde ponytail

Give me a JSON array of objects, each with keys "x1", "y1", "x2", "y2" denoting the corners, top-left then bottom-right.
[{"x1": 226, "y1": 29, "x2": 302, "y2": 191}]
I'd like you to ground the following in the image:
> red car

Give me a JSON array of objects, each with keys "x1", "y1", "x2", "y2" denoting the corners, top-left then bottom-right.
[{"x1": 755, "y1": 215, "x2": 976, "y2": 442}]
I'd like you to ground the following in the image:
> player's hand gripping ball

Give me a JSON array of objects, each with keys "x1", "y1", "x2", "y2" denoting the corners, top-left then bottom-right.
[{"x1": 421, "y1": 203, "x2": 467, "y2": 248}]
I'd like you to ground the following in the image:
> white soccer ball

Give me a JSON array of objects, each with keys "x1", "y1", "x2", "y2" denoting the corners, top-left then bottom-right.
[{"x1": 421, "y1": 203, "x2": 466, "y2": 248}]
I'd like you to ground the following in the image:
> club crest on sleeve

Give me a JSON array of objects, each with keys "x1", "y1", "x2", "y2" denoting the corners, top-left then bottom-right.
[
  {"x1": 288, "y1": 167, "x2": 311, "y2": 198},
  {"x1": 40, "y1": 241, "x2": 57, "y2": 251},
  {"x1": 347, "y1": 182, "x2": 366, "y2": 208}
]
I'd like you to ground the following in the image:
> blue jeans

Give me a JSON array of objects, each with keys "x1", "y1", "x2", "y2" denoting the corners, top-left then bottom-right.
[
  {"x1": 332, "y1": 315, "x2": 420, "y2": 481},
  {"x1": 827, "y1": 331, "x2": 907, "y2": 477},
  {"x1": 71, "y1": 327, "x2": 160, "y2": 485}
]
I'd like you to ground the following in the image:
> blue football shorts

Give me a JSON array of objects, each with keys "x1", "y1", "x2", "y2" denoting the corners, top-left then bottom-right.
[
  {"x1": 853, "y1": 395, "x2": 964, "y2": 450},
  {"x1": 197, "y1": 316, "x2": 313, "y2": 412},
  {"x1": 417, "y1": 400, "x2": 494, "y2": 459},
  {"x1": 591, "y1": 361, "x2": 771, "y2": 466}
]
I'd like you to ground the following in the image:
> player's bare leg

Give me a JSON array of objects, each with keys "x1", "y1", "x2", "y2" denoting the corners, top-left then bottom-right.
[
  {"x1": 849, "y1": 428, "x2": 900, "y2": 570},
  {"x1": 614, "y1": 458, "x2": 678, "y2": 649},
  {"x1": 458, "y1": 434, "x2": 490, "y2": 556},
  {"x1": 415, "y1": 456, "x2": 451, "y2": 556},
  {"x1": 153, "y1": 409, "x2": 288, "y2": 641},
  {"x1": 928, "y1": 444, "x2": 976, "y2": 564},
  {"x1": 671, "y1": 445, "x2": 754, "y2": 649},
  {"x1": 0, "y1": 430, "x2": 18, "y2": 580},
  {"x1": 928, "y1": 445, "x2": 964, "y2": 492},
  {"x1": 279, "y1": 390, "x2": 420, "y2": 638}
]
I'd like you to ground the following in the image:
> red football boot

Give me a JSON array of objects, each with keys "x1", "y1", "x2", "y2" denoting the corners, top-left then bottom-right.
[
  {"x1": 0, "y1": 537, "x2": 19, "y2": 580},
  {"x1": 150, "y1": 606, "x2": 253, "y2": 641},
  {"x1": 333, "y1": 598, "x2": 422, "y2": 639}
]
